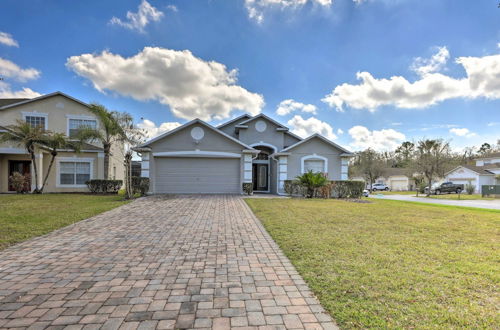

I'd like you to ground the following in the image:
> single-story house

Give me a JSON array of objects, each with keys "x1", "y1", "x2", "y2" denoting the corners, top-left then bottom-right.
[
  {"x1": 351, "y1": 168, "x2": 414, "y2": 191},
  {"x1": 445, "y1": 152, "x2": 500, "y2": 193},
  {"x1": 135, "y1": 114, "x2": 354, "y2": 195}
]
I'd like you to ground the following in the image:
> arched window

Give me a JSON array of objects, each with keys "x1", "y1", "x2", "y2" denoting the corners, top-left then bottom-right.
[{"x1": 301, "y1": 154, "x2": 328, "y2": 174}]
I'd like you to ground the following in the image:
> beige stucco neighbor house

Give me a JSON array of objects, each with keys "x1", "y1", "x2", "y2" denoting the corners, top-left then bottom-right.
[
  {"x1": 0, "y1": 92, "x2": 125, "y2": 193},
  {"x1": 445, "y1": 152, "x2": 500, "y2": 193},
  {"x1": 135, "y1": 114, "x2": 354, "y2": 195},
  {"x1": 351, "y1": 168, "x2": 414, "y2": 191}
]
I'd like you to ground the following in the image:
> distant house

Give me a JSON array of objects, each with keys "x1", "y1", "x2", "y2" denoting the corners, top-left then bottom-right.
[
  {"x1": 350, "y1": 168, "x2": 414, "y2": 191},
  {"x1": 445, "y1": 152, "x2": 500, "y2": 193}
]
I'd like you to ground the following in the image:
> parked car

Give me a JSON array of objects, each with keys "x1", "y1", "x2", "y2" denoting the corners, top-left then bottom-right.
[
  {"x1": 425, "y1": 182, "x2": 464, "y2": 195},
  {"x1": 371, "y1": 183, "x2": 389, "y2": 191}
]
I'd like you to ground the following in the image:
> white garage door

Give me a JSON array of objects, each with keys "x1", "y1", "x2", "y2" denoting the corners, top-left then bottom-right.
[
  {"x1": 390, "y1": 180, "x2": 408, "y2": 191},
  {"x1": 155, "y1": 157, "x2": 241, "y2": 194}
]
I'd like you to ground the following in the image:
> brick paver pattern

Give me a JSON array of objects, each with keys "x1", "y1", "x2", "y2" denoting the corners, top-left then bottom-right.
[{"x1": 0, "y1": 195, "x2": 337, "y2": 329}]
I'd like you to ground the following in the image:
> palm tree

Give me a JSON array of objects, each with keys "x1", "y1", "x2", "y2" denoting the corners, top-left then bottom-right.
[
  {"x1": 39, "y1": 132, "x2": 82, "y2": 193},
  {"x1": 296, "y1": 171, "x2": 328, "y2": 198},
  {"x1": 85, "y1": 103, "x2": 130, "y2": 179},
  {"x1": 0, "y1": 120, "x2": 46, "y2": 193}
]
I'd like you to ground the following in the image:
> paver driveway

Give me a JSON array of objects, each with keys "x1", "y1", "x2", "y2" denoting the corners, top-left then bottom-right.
[{"x1": 0, "y1": 195, "x2": 337, "y2": 329}]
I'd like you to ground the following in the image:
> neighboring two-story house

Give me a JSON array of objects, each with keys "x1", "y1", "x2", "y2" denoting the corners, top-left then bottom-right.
[
  {"x1": 135, "y1": 114, "x2": 354, "y2": 195},
  {"x1": 0, "y1": 92, "x2": 125, "y2": 193},
  {"x1": 445, "y1": 152, "x2": 500, "y2": 193}
]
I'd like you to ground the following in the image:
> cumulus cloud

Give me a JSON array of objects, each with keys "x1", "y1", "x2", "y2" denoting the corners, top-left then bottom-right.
[
  {"x1": 137, "y1": 118, "x2": 182, "y2": 139},
  {"x1": 110, "y1": 0, "x2": 164, "y2": 33},
  {"x1": 66, "y1": 47, "x2": 264, "y2": 121},
  {"x1": 322, "y1": 47, "x2": 500, "y2": 112},
  {"x1": 287, "y1": 115, "x2": 337, "y2": 140},
  {"x1": 245, "y1": 0, "x2": 332, "y2": 23},
  {"x1": 337, "y1": 128, "x2": 344, "y2": 135},
  {"x1": 0, "y1": 31, "x2": 18, "y2": 47},
  {"x1": 449, "y1": 127, "x2": 476, "y2": 138},
  {"x1": 0, "y1": 58, "x2": 41, "y2": 82},
  {"x1": 276, "y1": 99, "x2": 317, "y2": 116},
  {"x1": 0, "y1": 81, "x2": 41, "y2": 98},
  {"x1": 348, "y1": 125, "x2": 405, "y2": 151}
]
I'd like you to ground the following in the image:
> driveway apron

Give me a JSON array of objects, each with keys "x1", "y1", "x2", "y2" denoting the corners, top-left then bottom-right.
[{"x1": 0, "y1": 195, "x2": 337, "y2": 329}]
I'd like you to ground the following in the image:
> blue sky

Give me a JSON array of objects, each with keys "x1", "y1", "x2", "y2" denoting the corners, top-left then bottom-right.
[{"x1": 1, "y1": 0, "x2": 499, "y2": 151}]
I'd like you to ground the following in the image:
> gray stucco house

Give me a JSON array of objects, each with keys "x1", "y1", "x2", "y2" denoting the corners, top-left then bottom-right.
[{"x1": 135, "y1": 114, "x2": 354, "y2": 195}]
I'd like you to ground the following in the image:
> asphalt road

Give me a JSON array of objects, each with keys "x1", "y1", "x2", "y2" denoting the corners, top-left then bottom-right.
[{"x1": 371, "y1": 194, "x2": 500, "y2": 210}]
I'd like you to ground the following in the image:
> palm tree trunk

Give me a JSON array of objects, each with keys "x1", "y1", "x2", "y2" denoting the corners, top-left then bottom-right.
[
  {"x1": 30, "y1": 150, "x2": 40, "y2": 193},
  {"x1": 104, "y1": 143, "x2": 111, "y2": 179},
  {"x1": 40, "y1": 151, "x2": 57, "y2": 193}
]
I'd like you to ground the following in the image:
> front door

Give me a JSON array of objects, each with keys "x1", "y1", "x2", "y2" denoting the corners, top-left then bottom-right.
[
  {"x1": 8, "y1": 160, "x2": 31, "y2": 192},
  {"x1": 253, "y1": 163, "x2": 268, "y2": 192}
]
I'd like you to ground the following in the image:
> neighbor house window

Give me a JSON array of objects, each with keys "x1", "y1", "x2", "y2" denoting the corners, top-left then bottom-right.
[
  {"x1": 60, "y1": 161, "x2": 91, "y2": 185},
  {"x1": 304, "y1": 160, "x2": 325, "y2": 173},
  {"x1": 25, "y1": 116, "x2": 46, "y2": 129},
  {"x1": 69, "y1": 119, "x2": 97, "y2": 138}
]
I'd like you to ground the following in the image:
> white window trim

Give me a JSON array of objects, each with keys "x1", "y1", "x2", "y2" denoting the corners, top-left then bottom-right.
[
  {"x1": 66, "y1": 115, "x2": 98, "y2": 137},
  {"x1": 56, "y1": 157, "x2": 94, "y2": 188},
  {"x1": 249, "y1": 142, "x2": 278, "y2": 153},
  {"x1": 22, "y1": 111, "x2": 48, "y2": 130},
  {"x1": 301, "y1": 154, "x2": 328, "y2": 173}
]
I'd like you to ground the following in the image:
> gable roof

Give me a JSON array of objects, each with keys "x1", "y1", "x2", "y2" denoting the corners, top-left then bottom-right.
[
  {"x1": 382, "y1": 167, "x2": 409, "y2": 177},
  {"x1": 281, "y1": 133, "x2": 353, "y2": 155},
  {"x1": 138, "y1": 118, "x2": 256, "y2": 150},
  {"x1": 217, "y1": 114, "x2": 252, "y2": 129},
  {"x1": 446, "y1": 164, "x2": 495, "y2": 176},
  {"x1": 237, "y1": 113, "x2": 289, "y2": 130},
  {"x1": 0, "y1": 91, "x2": 90, "y2": 110},
  {"x1": 0, "y1": 98, "x2": 30, "y2": 108}
]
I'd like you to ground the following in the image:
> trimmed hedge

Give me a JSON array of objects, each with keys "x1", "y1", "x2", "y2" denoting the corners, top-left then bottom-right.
[
  {"x1": 284, "y1": 180, "x2": 365, "y2": 199},
  {"x1": 132, "y1": 177, "x2": 150, "y2": 196},
  {"x1": 86, "y1": 180, "x2": 123, "y2": 193}
]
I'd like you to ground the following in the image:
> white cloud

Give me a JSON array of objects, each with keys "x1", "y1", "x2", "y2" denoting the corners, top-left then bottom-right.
[
  {"x1": 137, "y1": 118, "x2": 182, "y2": 139},
  {"x1": 276, "y1": 99, "x2": 317, "y2": 116},
  {"x1": 410, "y1": 46, "x2": 449, "y2": 76},
  {"x1": 0, "y1": 31, "x2": 18, "y2": 47},
  {"x1": 391, "y1": 122, "x2": 402, "y2": 126},
  {"x1": 166, "y1": 5, "x2": 178, "y2": 12},
  {"x1": 66, "y1": 47, "x2": 264, "y2": 121},
  {"x1": 348, "y1": 125, "x2": 405, "y2": 151},
  {"x1": 487, "y1": 122, "x2": 499, "y2": 127},
  {"x1": 449, "y1": 127, "x2": 476, "y2": 138},
  {"x1": 322, "y1": 48, "x2": 500, "y2": 112},
  {"x1": 245, "y1": 0, "x2": 332, "y2": 23},
  {"x1": 0, "y1": 58, "x2": 41, "y2": 82},
  {"x1": 110, "y1": 0, "x2": 164, "y2": 33},
  {"x1": 337, "y1": 128, "x2": 343, "y2": 135},
  {"x1": 287, "y1": 115, "x2": 337, "y2": 140},
  {"x1": 0, "y1": 81, "x2": 41, "y2": 98}
]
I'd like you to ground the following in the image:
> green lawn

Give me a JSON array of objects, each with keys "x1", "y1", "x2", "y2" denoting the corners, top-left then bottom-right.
[
  {"x1": 419, "y1": 193, "x2": 498, "y2": 201},
  {"x1": 0, "y1": 194, "x2": 129, "y2": 250},
  {"x1": 246, "y1": 198, "x2": 499, "y2": 329}
]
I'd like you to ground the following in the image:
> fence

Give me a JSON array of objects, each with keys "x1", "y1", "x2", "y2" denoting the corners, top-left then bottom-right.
[{"x1": 481, "y1": 185, "x2": 500, "y2": 197}]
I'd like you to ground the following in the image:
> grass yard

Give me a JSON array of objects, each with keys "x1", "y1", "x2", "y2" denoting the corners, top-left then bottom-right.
[
  {"x1": 0, "y1": 194, "x2": 128, "y2": 250},
  {"x1": 420, "y1": 193, "x2": 498, "y2": 201},
  {"x1": 246, "y1": 198, "x2": 499, "y2": 329}
]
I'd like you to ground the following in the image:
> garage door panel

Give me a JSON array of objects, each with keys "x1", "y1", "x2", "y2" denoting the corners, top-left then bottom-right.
[{"x1": 155, "y1": 157, "x2": 240, "y2": 194}]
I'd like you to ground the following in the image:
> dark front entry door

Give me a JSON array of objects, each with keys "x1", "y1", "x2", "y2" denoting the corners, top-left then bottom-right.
[
  {"x1": 253, "y1": 163, "x2": 268, "y2": 191},
  {"x1": 8, "y1": 160, "x2": 31, "y2": 192}
]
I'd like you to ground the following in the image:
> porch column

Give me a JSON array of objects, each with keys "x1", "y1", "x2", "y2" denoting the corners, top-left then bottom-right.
[
  {"x1": 32, "y1": 152, "x2": 43, "y2": 190},
  {"x1": 341, "y1": 157, "x2": 349, "y2": 180},
  {"x1": 278, "y1": 156, "x2": 288, "y2": 194},
  {"x1": 243, "y1": 153, "x2": 253, "y2": 183},
  {"x1": 141, "y1": 152, "x2": 150, "y2": 178},
  {"x1": 97, "y1": 152, "x2": 105, "y2": 179}
]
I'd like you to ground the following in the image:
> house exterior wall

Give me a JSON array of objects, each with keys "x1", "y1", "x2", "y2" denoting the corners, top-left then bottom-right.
[
  {"x1": 284, "y1": 133, "x2": 301, "y2": 149},
  {"x1": 286, "y1": 139, "x2": 342, "y2": 180},
  {"x1": 446, "y1": 167, "x2": 481, "y2": 193},
  {"x1": 387, "y1": 175, "x2": 410, "y2": 191},
  {"x1": 237, "y1": 118, "x2": 285, "y2": 151}
]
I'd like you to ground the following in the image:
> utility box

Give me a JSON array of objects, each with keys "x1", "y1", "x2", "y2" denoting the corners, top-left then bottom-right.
[{"x1": 481, "y1": 185, "x2": 500, "y2": 197}]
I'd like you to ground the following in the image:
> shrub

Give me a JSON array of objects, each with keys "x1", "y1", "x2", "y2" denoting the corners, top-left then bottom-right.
[
  {"x1": 9, "y1": 172, "x2": 30, "y2": 193},
  {"x1": 86, "y1": 179, "x2": 123, "y2": 193},
  {"x1": 131, "y1": 177, "x2": 150, "y2": 196},
  {"x1": 296, "y1": 171, "x2": 329, "y2": 198},
  {"x1": 465, "y1": 181, "x2": 475, "y2": 195},
  {"x1": 242, "y1": 182, "x2": 253, "y2": 195},
  {"x1": 284, "y1": 179, "x2": 365, "y2": 199}
]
